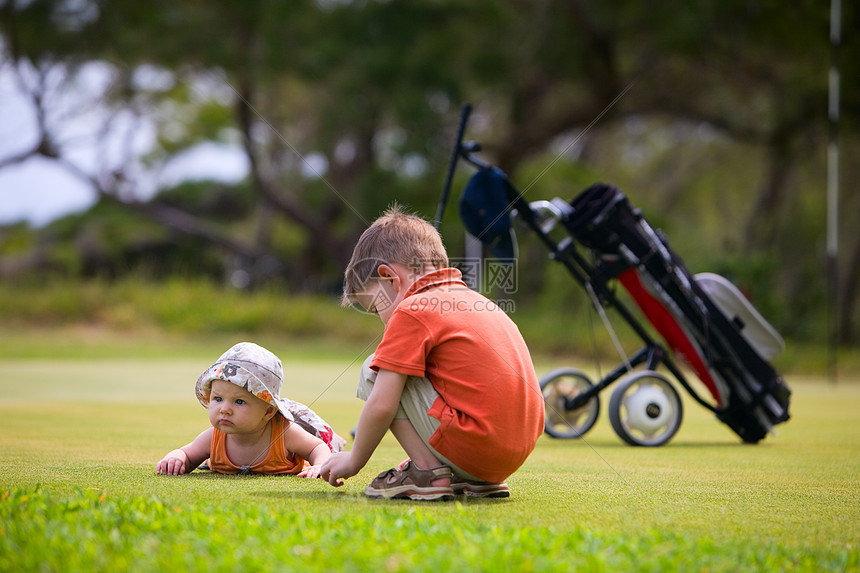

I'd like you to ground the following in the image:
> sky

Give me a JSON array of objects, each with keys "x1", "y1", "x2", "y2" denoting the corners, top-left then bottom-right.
[
  {"x1": 0, "y1": 62, "x2": 249, "y2": 227},
  {"x1": 0, "y1": 143, "x2": 249, "y2": 227},
  {"x1": 0, "y1": 157, "x2": 96, "y2": 226}
]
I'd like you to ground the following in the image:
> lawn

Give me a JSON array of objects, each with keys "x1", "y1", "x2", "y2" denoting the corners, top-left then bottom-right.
[{"x1": 1, "y1": 328, "x2": 858, "y2": 571}]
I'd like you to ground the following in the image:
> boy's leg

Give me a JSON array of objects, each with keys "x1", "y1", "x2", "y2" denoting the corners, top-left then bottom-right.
[
  {"x1": 357, "y1": 355, "x2": 482, "y2": 481},
  {"x1": 358, "y1": 355, "x2": 510, "y2": 498},
  {"x1": 388, "y1": 419, "x2": 449, "y2": 487}
]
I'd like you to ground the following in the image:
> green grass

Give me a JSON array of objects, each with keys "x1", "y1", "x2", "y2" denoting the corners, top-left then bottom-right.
[
  {"x1": 1, "y1": 330, "x2": 859, "y2": 572},
  {"x1": 3, "y1": 488, "x2": 851, "y2": 573}
]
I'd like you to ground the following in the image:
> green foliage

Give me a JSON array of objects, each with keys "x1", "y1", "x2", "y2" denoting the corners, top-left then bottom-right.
[
  {"x1": 0, "y1": 274, "x2": 632, "y2": 364},
  {"x1": 156, "y1": 181, "x2": 257, "y2": 221},
  {"x1": 2, "y1": 0, "x2": 858, "y2": 343},
  {"x1": 1, "y1": 276, "x2": 854, "y2": 373},
  {"x1": 0, "y1": 277, "x2": 379, "y2": 340},
  {"x1": 0, "y1": 223, "x2": 35, "y2": 255}
]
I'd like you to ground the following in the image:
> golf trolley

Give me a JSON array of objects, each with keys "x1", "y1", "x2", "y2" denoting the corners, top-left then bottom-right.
[{"x1": 438, "y1": 104, "x2": 791, "y2": 446}]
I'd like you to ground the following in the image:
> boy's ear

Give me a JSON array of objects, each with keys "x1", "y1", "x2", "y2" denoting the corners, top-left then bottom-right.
[
  {"x1": 376, "y1": 263, "x2": 395, "y2": 279},
  {"x1": 377, "y1": 264, "x2": 403, "y2": 294},
  {"x1": 376, "y1": 264, "x2": 401, "y2": 288}
]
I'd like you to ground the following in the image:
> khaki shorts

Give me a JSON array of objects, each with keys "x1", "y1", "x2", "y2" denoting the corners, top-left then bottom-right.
[{"x1": 357, "y1": 354, "x2": 481, "y2": 481}]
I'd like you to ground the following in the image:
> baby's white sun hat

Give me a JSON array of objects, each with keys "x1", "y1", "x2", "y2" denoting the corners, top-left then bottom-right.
[{"x1": 195, "y1": 342, "x2": 346, "y2": 452}]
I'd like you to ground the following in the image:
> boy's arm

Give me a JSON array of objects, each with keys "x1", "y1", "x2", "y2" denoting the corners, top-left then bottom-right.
[
  {"x1": 320, "y1": 368, "x2": 406, "y2": 486},
  {"x1": 156, "y1": 427, "x2": 213, "y2": 475}
]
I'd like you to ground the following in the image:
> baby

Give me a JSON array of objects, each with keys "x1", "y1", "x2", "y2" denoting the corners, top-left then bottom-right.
[{"x1": 157, "y1": 342, "x2": 345, "y2": 477}]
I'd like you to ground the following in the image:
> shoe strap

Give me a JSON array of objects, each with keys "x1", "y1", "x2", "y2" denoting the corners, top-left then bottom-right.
[
  {"x1": 383, "y1": 460, "x2": 453, "y2": 485},
  {"x1": 420, "y1": 464, "x2": 453, "y2": 480}
]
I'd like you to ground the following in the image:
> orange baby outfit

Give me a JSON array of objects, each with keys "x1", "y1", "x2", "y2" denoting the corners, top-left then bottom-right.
[{"x1": 208, "y1": 415, "x2": 309, "y2": 475}]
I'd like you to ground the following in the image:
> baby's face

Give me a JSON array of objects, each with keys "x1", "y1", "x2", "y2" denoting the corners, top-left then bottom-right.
[{"x1": 207, "y1": 379, "x2": 273, "y2": 434}]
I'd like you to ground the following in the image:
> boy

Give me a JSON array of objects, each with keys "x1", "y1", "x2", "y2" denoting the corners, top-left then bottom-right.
[
  {"x1": 157, "y1": 342, "x2": 345, "y2": 477},
  {"x1": 319, "y1": 205, "x2": 544, "y2": 500}
]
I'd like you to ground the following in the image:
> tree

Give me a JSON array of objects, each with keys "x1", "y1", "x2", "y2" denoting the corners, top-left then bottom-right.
[{"x1": 1, "y1": 0, "x2": 857, "y2": 342}]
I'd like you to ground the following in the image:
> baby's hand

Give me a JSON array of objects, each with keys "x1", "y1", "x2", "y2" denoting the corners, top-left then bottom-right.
[
  {"x1": 156, "y1": 450, "x2": 188, "y2": 475},
  {"x1": 297, "y1": 465, "x2": 322, "y2": 479}
]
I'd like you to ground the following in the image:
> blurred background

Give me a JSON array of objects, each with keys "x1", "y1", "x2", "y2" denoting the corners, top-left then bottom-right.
[{"x1": 0, "y1": 1, "x2": 857, "y2": 370}]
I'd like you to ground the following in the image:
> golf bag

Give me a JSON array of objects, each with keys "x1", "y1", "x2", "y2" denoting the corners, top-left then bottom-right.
[
  {"x1": 563, "y1": 182, "x2": 791, "y2": 442},
  {"x1": 440, "y1": 103, "x2": 791, "y2": 445}
]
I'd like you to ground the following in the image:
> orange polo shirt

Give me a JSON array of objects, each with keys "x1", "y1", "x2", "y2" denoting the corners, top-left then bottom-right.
[
  {"x1": 208, "y1": 415, "x2": 309, "y2": 475},
  {"x1": 371, "y1": 268, "x2": 544, "y2": 483}
]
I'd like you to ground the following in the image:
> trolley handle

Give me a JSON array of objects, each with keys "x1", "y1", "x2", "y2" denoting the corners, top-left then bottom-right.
[{"x1": 434, "y1": 103, "x2": 474, "y2": 230}]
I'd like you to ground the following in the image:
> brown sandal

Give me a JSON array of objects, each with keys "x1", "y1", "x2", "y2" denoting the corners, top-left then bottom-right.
[
  {"x1": 451, "y1": 476, "x2": 510, "y2": 498},
  {"x1": 364, "y1": 460, "x2": 454, "y2": 501}
]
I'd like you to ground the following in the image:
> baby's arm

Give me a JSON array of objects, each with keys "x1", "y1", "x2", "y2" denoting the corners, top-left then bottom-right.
[
  {"x1": 297, "y1": 443, "x2": 333, "y2": 479},
  {"x1": 156, "y1": 427, "x2": 213, "y2": 475},
  {"x1": 284, "y1": 422, "x2": 331, "y2": 479}
]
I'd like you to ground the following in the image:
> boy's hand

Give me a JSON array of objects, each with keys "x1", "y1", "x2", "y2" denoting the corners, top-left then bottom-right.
[
  {"x1": 319, "y1": 452, "x2": 359, "y2": 487},
  {"x1": 297, "y1": 465, "x2": 322, "y2": 479},
  {"x1": 156, "y1": 449, "x2": 188, "y2": 475}
]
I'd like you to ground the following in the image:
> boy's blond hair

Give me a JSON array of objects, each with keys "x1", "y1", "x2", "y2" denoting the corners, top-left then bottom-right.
[{"x1": 342, "y1": 204, "x2": 449, "y2": 305}]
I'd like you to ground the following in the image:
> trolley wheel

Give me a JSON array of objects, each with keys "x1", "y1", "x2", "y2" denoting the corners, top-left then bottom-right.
[
  {"x1": 608, "y1": 371, "x2": 683, "y2": 447},
  {"x1": 540, "y1": 367, "x2": 600, "y2": 439}
]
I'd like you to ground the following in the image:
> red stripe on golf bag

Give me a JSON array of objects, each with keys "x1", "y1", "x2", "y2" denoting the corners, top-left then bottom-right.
[{"x1": 617, "y1": 268, "x2": 722, "y2": 406}]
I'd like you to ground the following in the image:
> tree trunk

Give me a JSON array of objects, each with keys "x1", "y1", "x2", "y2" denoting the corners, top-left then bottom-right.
[
  {"x1": 743, "y1": 137, "x2": 792, "y2": 253},
  {"x1": 837, "y1": 229, "x2": 860, "y2": 344}
]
